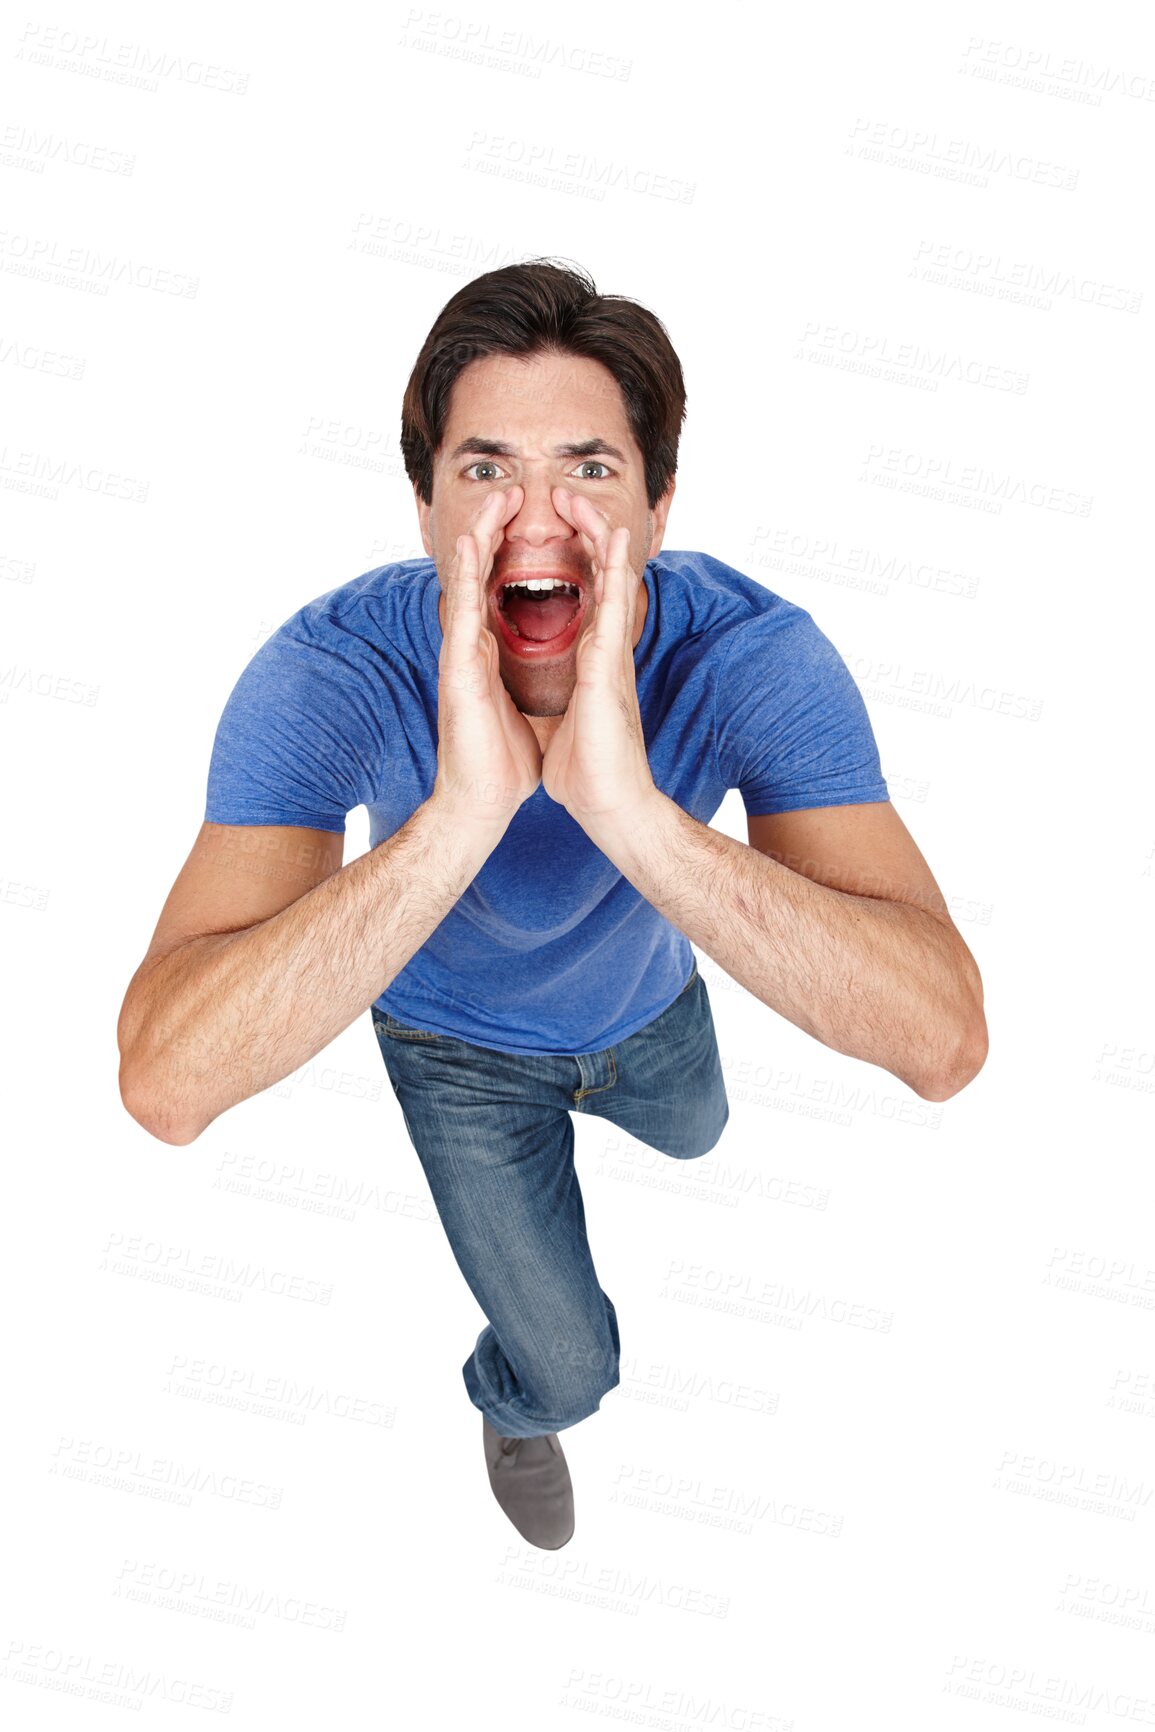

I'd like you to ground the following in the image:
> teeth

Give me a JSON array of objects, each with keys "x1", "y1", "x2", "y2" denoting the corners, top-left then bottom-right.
[{"x1": 502, "y1": 578, "x2": 579, "y2": 594}]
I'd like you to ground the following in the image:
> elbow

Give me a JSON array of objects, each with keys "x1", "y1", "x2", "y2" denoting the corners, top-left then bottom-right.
[
  {"x1": 914, "y1": 1011, "x2": 989, "y2": 1103},
  {"x1": 118, "y1": 983, "x2": 208, "y2": 1145},
  {"x1": 912, "y1": 943, "x2": 988, "y2": 1102},
  {"x1": 146, "y1": 1114, "x2": 204, "y2": 1148},
  {"x1": 119, "y1": 1066, "x2": 203, "y2": 1147}
]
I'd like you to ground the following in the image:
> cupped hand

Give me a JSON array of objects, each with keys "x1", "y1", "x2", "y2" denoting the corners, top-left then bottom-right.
[
  {"x1": 432, "y1": 486, "x2": 544, "y2": 831},
  {"x1": 539, "y1": 488, "x2": 659, "y2": 832}
]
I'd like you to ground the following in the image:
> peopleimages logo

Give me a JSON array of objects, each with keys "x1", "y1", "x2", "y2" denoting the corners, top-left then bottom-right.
[
  {"x1": 958, "y1": 36, "x2": 1155, "y2": 102},
  {"x1": 463, "y1": 132, "x2": 695, "y2": 203},
  {"x1": 847, "y1": 116, "x2": 1079, "y2": 189},
  {"x1": 913, "y1": 239, "x2": 1142, "y2": 312},
  {"x1": 399, "y1": 11, "x2": 632, "y2": 81},
  {"x1": 15, "y1": 23, "x2": 249, "y2": 94},
  {"x1": 0, "y1": 229, "x2": 198, "y2": 297}
]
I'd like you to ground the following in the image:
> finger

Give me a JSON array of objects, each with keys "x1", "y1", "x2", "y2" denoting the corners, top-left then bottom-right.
[
  {"x1": 444, "y1": 492, "x2": 510, "y2": 652},
  {"x1": 443, "y1": 533, "x2": 490, "y2": 694},
  {"x1": 460, "y1": 493, "x2": 501, "y2": 594},
  {"x1": 593, "y1": 526, "x2": 632, "y2": 621},
  {"x1": 445, "y1": 531, "x2": 480, "y2": 620},
  {"x1": 472, "y1": 485, "x2": 522, "y2": 584},
  {"x1": 551, "y1": 487, "x2": 607, "y2": 575},
  {"x1": 564, "y1": 490, "x2": 612, "y2": 566},
  {"x1": 587, "y1": 524, "x2": 614, "y2": 597},
  {"x1": 577, "y1": 527, "x2": 601, "y2": 569}
]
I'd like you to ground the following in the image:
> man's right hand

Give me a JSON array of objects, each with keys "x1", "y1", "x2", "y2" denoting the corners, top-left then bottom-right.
[{"x1": 432, "y1": 487, "x2": 544, "y2": 832}]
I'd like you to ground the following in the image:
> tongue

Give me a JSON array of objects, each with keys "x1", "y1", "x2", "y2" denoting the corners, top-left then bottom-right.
[{"x1": 504, "y1": 589, "x2": 578, "y2": 643}]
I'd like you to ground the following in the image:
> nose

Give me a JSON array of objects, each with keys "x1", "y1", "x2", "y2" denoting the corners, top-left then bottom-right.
[{"x1": 501, "y1": 474, "x2": 577, "y2": 551}]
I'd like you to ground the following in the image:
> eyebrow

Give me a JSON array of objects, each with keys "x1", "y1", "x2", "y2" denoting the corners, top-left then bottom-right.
[{"x1": 446, "y1": 437, "x2": 629, "y2": 465}]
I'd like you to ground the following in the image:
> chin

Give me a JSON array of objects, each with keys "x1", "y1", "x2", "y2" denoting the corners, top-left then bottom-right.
[
  {"x1": 512, "y1": 685, "x2": 571, "y2": 713},
  {"x1": 502, "y1": 674, "x2": 573, "y2": 719}
]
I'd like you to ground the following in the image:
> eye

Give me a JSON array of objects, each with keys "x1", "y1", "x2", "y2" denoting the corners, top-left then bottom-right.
[
  {"x1": 463, "y1": 460, "x2": 506, "y2": 482},
  {"x1": 572, "y1": 460, "x2": 612, "y2": 480}
]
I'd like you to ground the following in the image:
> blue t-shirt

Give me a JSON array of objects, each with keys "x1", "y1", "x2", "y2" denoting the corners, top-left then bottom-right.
[{"x1": 203, "y1": 551, "x2": 889, "y2": 1054}]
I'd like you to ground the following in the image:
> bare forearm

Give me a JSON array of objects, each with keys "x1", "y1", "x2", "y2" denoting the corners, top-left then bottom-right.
[
  {"x1": 120, "y1": 798, "x2": 503, "y2": 1143},
  {"x1": 590, "y1": 792, "x2": 986, "y2": 1101}
]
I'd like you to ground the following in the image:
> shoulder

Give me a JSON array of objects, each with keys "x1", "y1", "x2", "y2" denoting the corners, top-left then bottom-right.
[
  {"x1": 651, "y1": 548, "x2": 815, "y2": 656},
  {"x1": 652, "y1": 552, "x2": 869, "y2": 730},
  {"x1": 250, "y1": 558, "x2": 438, "y2": 678},
  {"x1": 286, "y1": 556, "x2": 435, "y2": 643}
]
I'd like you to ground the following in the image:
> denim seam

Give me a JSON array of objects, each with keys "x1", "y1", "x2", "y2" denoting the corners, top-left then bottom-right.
[
  {"x1": 573, "y1": 1046, "x2": 617, "y2": 1103},
  {"x1": 375, "y1": 1015, "x2": 441, "y2": 1042}
]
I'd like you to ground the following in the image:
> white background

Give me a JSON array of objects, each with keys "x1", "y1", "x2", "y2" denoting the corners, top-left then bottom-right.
[{"x1": 3, "y1": 1, "x2": 1153, "y2": 1727}]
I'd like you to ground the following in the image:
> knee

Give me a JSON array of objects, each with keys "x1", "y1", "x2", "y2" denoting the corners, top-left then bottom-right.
[{"x1": 662, "y1": 1101, "x2": 729, "y2": 1161}]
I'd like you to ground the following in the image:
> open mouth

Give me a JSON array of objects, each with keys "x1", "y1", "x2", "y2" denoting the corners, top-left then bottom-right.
[{"x1": 492, "y1": 576, "x2": 586, "y2": 659}]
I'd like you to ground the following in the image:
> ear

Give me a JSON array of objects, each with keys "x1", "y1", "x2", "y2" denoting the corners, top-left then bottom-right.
[
  {"x1": 414, "y1": 483, "x2": 433, "y2": 558},
  {"x1": 646, "y1": 477, "x2": 676, "y2": 559}
]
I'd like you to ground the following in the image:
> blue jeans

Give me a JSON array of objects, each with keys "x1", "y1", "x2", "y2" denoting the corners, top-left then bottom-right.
[{"x1": 370, "y1": 961, "x2": 729, "y2": 1438}]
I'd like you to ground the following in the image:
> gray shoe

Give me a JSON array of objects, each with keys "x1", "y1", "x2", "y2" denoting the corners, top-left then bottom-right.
[{"x1": 482, "y1": 1414, "x2": 575, "y2": 1550}]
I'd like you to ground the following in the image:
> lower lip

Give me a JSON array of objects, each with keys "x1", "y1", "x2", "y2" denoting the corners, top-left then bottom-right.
[{"x1": 490, "y1": 587, "x2": 587, "y2": 660}]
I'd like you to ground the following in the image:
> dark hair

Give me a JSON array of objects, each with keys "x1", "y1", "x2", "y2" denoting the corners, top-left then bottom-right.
[{"x1": 400, "y1": 256, "x2": 687, "y2": 510}]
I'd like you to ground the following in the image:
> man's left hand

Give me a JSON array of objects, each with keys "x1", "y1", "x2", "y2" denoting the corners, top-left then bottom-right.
[{"x1": 540, "y1": 488, "x2": 659, "y2": 834}]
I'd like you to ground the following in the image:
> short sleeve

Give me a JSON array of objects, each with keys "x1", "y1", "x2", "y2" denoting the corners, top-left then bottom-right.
[
  {"x1": 713, "y1": 608, "x2": 889, "y2": 815},
  {"x1": 203, "y1": 610, "x2": 385, "y2": 833}
]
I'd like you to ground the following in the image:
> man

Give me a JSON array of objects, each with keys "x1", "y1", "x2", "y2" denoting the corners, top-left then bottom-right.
[{"x1": 117, "y1": 258, "x2": 987, "y2": 1553}]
